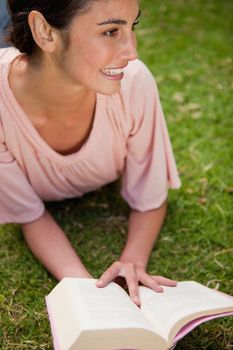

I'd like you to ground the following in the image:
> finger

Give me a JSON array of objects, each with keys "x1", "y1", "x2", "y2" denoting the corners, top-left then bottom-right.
[
  {"x1": 124, "y1": 263, "x2": 141, "y2": 306},
  {"x1": 152, "y1": 276, "x2": 177, "y2": 287},
  {"x1": 96, "y1": 261, "x2": 121, "y2": 287},
  {"x1": 138, "y1": 271, "x2": 164, "y2": 293}
]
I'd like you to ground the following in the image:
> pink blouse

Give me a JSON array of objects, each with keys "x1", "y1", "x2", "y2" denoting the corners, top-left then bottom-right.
[{"x1": 0, "y1": 48, "x2": 181, "y2": 224}]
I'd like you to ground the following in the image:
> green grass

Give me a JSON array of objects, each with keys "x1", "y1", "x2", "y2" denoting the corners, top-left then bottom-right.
[{"x1": 1, "y1": 0, "x2": 233, "y2": 349}]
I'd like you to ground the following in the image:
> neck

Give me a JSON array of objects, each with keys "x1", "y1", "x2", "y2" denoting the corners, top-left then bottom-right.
[{"x1": 11, "y1": 54, "x2": 96, "y2": 121}]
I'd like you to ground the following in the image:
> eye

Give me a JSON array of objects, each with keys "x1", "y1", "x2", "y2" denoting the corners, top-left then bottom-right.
[{"x1": 103, "y1": 29, "x2": 119, "y2": 37}]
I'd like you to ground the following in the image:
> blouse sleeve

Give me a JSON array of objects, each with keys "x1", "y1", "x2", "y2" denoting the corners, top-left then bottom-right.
[
  {"x1": 120, "y1": 61, "x2": 181, "y2": 212},
  {"x1": 0, "y1": 120, "x2": 45, "y2": 224}
]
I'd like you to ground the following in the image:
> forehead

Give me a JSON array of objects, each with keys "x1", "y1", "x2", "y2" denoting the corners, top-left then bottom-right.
[{"x1": 75, "y1": 0, "x2": 139, "y2": 25}]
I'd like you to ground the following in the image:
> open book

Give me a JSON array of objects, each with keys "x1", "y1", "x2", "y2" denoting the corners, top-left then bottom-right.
[{"x1": 46, "y1": 278, "x2": 233, "y2": 350}]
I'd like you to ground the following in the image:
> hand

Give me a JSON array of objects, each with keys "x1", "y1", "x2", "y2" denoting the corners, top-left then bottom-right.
[{"x1": 96, "y1": 261, "x2": 177, "y2": 306}]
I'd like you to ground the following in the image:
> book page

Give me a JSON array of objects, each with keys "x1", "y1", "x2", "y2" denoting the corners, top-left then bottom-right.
[
  {"x1": 47, "y1": 278, "x2": 170, "y2": 350},
  {"x1": 139, "y1": 281, "x2": 233, "y2": 343},
  {"x1": 70, "y1": 278, "x2": 156, "y2": 332}
]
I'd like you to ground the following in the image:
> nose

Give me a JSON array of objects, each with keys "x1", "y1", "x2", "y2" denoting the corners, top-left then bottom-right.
[{"x1": 119, "y1": 32, "x2": 138, "y2": 61}]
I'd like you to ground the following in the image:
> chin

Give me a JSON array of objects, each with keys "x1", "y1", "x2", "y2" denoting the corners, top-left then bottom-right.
[{"x1": 97, "y1": 82, "x2": 122, "y2": 96}]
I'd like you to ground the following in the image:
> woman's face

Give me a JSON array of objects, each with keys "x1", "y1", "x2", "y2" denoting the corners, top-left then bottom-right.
[{"x1": 54, "y1": 0, "x2": 140, "y2": 95}]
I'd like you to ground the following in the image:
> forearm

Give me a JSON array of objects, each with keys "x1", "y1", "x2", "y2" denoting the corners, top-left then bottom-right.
[
  {"x1": 119, "y1": 200, "x2": 167, "y2": 269},
  {"x1": 22, "y1": 210, "x2": 92, "y2": 280},
  {"x1": 96, "y1": 200, "x2": 174, "y2": 303}
]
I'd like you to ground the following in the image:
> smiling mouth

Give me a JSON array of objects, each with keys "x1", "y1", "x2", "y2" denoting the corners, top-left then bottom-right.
[{"x1": 101, "y1": 67, "x2": 125, "y2": 77}]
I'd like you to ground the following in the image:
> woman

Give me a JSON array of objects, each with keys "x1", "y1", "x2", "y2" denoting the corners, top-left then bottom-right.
[{"x1": 0, "y1": 0, "x2": 181, "y2": 305}]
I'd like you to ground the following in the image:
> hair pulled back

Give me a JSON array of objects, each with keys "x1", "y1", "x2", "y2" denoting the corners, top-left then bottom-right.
[{"x1": 7, "y1": 0, "x2": 94, "y2": 55}]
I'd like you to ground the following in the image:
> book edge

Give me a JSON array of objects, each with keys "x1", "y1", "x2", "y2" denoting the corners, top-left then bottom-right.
[
  {"x1": 172, "y1": 310, "x2": 233, "y2": 344},
  {"x1": 45, "y1": 295, "x2": 62, "y2": 350}
]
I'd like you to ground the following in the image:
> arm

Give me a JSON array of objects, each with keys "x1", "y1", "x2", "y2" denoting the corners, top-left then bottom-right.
[
  {"x1": 96, "y1": 200, "x2": 176, "y2": 304},
  {"x1": 120, "y1": 200, "x2": 168, "y2": 269},
  {"x1": 22, "y1": 210, "x2": 92, "y2": 280},
  {"x1": 96, "y1": 64, "x2": 181, "y2": 301}
]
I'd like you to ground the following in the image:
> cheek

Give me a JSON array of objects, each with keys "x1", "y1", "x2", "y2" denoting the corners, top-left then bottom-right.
[
  {"x1": 64, "y1": 35, "x2": 117, "y2": 80},
  {"x1": 78, "y1": 38, "x2": 116, "y2": 69},
  {"x1": 84, "y1": 49, "x2": 112, "y2": 70}
]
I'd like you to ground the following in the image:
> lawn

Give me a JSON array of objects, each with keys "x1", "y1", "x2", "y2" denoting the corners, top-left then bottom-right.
[{"x1": 0, "y1": 0, "x2": 233, "y2": 349}]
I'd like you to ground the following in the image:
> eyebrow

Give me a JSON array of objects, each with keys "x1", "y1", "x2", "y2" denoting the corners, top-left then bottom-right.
[{"x1": 97, "y1": 9, "x2": 141, "y2": 26}]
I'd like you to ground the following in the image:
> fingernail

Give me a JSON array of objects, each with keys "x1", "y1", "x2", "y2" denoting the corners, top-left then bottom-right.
[
  {"x1": 156, "y1": 287, "x2": 163, "y2": 293},
  {"x1": 133, "y1": 296, "x2": 140, "y2": 305},
  {"x1": 96, "y1": 279, "x2": 104, "y2": 287}
]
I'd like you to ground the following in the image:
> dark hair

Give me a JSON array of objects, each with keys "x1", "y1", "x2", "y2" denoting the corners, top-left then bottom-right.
[{"x1": 7, "y1": 0, "x2": 95, "y2": 55}]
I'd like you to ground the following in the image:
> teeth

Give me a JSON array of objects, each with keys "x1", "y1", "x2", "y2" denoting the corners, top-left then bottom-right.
[{"x1": 102, "y1": 68, "x2": 124, "y2": 76}]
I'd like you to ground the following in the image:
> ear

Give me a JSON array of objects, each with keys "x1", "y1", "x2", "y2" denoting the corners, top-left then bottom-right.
[{"x1": 28, "y1": 10, "x2": 58, "y2": 53}]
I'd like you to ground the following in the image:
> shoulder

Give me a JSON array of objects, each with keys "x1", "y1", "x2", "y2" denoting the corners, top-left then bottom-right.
[
  {"x1": 122, "y1": 59, "x2": 158, "y2": 92},
  {"x1": 0, "y1": 47, "x2": 20, "y2": 65},
  {"x1": 0, "y1": 48, "x2": 20, "y2": 125},
  {"x1": 109, "y1": 60, "x2": 161, "y2": 135},
  {"x1": 120, "y1": 59, "x2": 159, "y2": 107},
  {"x1": 119, "y1": 59, "x2": 160, "y2": 116}
]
